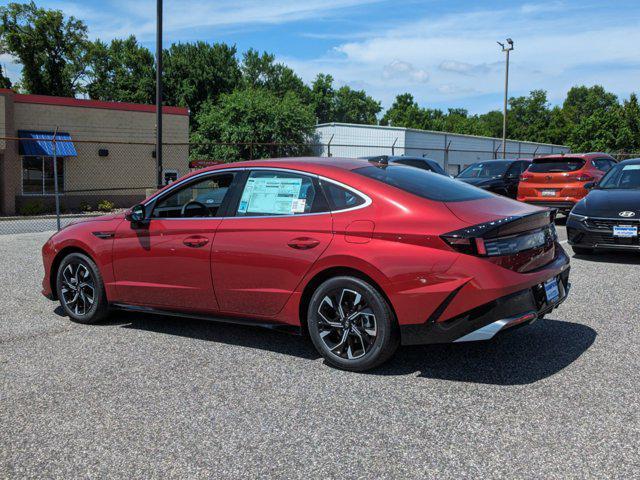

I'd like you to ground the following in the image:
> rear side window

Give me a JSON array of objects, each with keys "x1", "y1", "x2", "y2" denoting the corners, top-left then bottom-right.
[
  {"x1": 236, "y1": 170, "x2": 328, "y2": 216},
  {"x1": 354, "y1": 165, "x2": 493, "y2": 202},
  {"x1": 322, "y1": 181, "x2": 366, "y2": 211},
  {"x1": 528, "y1": 157, "x2": 585, "y2": 173},
  {"x1": 593, "y1": 158, "x2": 615, "y2": 172}
]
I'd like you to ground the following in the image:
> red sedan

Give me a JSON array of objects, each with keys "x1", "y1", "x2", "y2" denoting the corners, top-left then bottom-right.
[{"x1": 42, "y1": 158, "x2": 570, "y2": 371}]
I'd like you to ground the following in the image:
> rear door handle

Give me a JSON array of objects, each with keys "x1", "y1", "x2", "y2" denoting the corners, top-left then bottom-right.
[
  {"x1": 183, "y1": 235, "x2": 209, "y2": 248},
  {"x1": 287, "y1": 237, "x2": 321, "y2": 250}
]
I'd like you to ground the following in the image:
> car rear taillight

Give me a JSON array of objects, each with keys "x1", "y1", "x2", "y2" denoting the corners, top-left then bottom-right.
[
  {"x1": 440, "y1": 211, "x2": 557, "y2": 257},
  {"x1": 519, "y1": 173, "x2": 532, "y2": 182},
  {"x1": 566, "y1": 173, "x2": 594, "y2": 182}
]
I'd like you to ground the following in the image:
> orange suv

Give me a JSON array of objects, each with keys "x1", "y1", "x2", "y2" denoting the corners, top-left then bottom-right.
[{"x1": 517, "y1": 153, "x2": 617, "y2": 213}]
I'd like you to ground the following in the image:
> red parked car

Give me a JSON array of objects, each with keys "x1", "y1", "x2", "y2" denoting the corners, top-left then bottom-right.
[
  {"x1": 42, "y1": 158, "x2": 570, "y2": 371},
  {"x1": 518, "y1": 153, "x2": 617, "y2": 213}
]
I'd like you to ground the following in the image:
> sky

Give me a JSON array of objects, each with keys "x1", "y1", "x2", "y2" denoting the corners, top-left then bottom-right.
[{"x1": 1, "y1": 0, "x2": 640, "y2": 114}]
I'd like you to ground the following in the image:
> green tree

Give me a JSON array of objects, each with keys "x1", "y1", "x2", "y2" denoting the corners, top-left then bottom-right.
[
  {"x1": 190, "y1": 88, "x2": 316, "y2": 162},
  {"x1": 0, "y1": 1, "x2": 88, "y2": 96},
  {"x1": 475, "y1": 110, "x2": 503, "y2": 138},
  {"x1": 619, "y1": 93, "x2": 640, "y2": 152},
  {"x1": 333, "y1": 85, "x2": 381, "y2": 124},
  {"x1": 0, "y1": 64, "x2": 11, "y2": 88},
  {"x1": 164, "y1": 41, "x2": 241, "y2": 119},
  {"x1": 310, "y1": 73, "x2": 335, "y2": 123},
  {"x1": 507, "y1": 90, "x2": 552, "y2": 142},
  {"x1": 241, "y1": 49, "x2": 310, "y2": 103},
  {"x1": 563, "y1": 85, "x2": 618, "y2": 125},
  {"x1": 86, "y1": 36, "x2": 155, "y2": 104},
  {"x1": 380, "y1": 93, "x2": 426, "y2": 128}
]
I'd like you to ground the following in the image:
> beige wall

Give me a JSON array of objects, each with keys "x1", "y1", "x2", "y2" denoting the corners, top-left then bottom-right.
[{"x1": 1, "y1": 94, "x2": 189, "y2": 215}]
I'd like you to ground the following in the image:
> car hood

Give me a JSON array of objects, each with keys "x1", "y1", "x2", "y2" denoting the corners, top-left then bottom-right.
[
  {"x1": 445, "y1": 194, "x2": 544, "y2": 225},
  {"x1": 66, "y1": 212, "x2": 126, "y2": 228},
  {"x1": 575, "y1": 189, "x2": 640, "y2": 218}
]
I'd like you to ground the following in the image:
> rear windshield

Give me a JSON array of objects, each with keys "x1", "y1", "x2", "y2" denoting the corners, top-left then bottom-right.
[
  {"x1": 528, "y1": 157, "x2": 585, "y2": 173},
  {"x1": 457, "y1": 161, "x2": 511, "y2": 178},
  {"x1": 353, "y1": 165, "x2": 493, "y2": 202}
]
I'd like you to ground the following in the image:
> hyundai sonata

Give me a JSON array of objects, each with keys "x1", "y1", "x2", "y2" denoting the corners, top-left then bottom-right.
[{"x1": 42, "y1": 158, "x2": 570, "y2": 371}]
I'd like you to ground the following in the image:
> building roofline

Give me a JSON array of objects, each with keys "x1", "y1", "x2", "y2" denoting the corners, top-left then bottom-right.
[
  {"x1": 0, "y1": 89, "x2": 189, "y2": 116},
  {"x1": 315, "y1": 122, "x2": 568, "y2": 148}
]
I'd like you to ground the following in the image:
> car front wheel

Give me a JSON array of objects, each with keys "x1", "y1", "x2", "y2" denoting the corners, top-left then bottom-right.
[
  {"x1": 56, "y1": 252, "x2": 109, "y2": 324},
  {"x1": 307, "y1": 276, "x2": 399, "y2": 372}
]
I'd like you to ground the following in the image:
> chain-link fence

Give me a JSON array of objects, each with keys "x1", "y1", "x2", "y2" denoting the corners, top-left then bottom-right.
[{"x1": 1, "y1": 134, "x2": 636, "y2": 235}]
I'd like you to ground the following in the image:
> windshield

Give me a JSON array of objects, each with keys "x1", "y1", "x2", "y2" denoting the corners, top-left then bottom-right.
[
  {"x1": 457, "y1": 161, "x2": 510, "y2": 179},
  {"x1": 354, "y1": 165, "x2": 492, "y2": 202},
  {"x1": 598, "y1": 164, "x2": 640, "y2": 189},
  {"x1": 528, "y1": 157, "x2": 584, "y2": 173}
]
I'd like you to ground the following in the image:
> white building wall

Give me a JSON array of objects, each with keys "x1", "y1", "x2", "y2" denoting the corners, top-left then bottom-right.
[{"x1": 315, "y1": 123, "x2": 570, "y2": 176}]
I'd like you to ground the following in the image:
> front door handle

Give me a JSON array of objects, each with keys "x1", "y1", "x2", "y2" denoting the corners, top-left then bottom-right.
[
  {"x1": 287, "y1": 237, "x2": 321, "y2": 250},
  {"x1": 183, "y1": 235, "x2": 209, "y2": 248}
]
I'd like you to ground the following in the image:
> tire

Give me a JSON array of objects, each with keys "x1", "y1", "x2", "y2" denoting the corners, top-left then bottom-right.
[
  {"x1": 56, "y1": 252, "x2": 109, "y2": 324},
  {"x1": 572, "y1": 246, "x2": 594, "y2": 255},
  {"x1": 307, "y1": 276, "x2": 399, "y2": 372}
]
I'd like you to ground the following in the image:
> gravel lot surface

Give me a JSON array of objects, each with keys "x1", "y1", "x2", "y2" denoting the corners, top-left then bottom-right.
[{"x1": 1, "y1": 227, "x2": 638, "y2": 479}]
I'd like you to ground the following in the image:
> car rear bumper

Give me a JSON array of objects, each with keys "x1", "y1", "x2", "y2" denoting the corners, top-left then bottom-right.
[{"x1": 400, "y1": 255, "x2": 571, "y2": 346}]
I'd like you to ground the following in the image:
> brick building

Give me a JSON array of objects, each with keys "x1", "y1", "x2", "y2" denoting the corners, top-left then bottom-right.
[{"x1": 0, "y1": 89, "x2": 189, "y2": 215}]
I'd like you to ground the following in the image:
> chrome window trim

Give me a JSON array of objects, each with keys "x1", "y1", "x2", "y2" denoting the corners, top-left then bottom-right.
[{"x1": 143, "y1": 166, "x2": 372, "y2": 220}]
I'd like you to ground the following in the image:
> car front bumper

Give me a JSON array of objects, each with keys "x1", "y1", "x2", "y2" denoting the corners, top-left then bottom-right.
[
  {"x1": 567, "y1": 216, "x2": 640, "y2": 251},
  {"x1": 400, "y1": 262, "x2": 571, "y2": 346}
]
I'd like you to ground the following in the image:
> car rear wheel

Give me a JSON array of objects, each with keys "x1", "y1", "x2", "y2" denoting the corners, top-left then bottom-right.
[
  {"x1": 307, "y1": 276, "x2": 399, "y2": 371},
  {"x1": 572, "y1": 246, "x2": 594, "y2": 255},
  {"x1": 56, "y1": 253, "x2": 109, "y2": 324}
]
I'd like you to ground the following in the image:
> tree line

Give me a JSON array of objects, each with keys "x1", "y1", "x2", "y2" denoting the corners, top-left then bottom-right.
[{"x1": 2, "y1": 1, "x2": 640, "y2": 161}]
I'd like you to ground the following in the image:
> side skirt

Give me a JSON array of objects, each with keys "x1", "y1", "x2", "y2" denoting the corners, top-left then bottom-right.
[{"x1": 110, "y1": 303, "x2": 302, "y2": 335}]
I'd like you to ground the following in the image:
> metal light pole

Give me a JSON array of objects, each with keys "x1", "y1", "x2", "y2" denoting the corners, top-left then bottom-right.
[
  {"x1": 498, "y1": 38, "x2": 514, "y2": 159},
  {"x1": 155, "y1": 0, "x2": 163, "y2": 188}
]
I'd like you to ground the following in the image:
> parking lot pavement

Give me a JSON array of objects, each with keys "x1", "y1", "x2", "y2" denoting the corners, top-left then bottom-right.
[{"x1": 1, "y1": 226, "x2": 638, "y2": 479}]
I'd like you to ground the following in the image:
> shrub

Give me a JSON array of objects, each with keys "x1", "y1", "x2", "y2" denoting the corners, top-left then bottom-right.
[
  {"x1": 97, "y1": 200, "x2": 116, "y2": 212},
  {"x1": 19, "y1": 199, "x2": 47, "y2": 216},
  {"x1": 79, "y1": 201, "x2": 93, "y2": 212}
]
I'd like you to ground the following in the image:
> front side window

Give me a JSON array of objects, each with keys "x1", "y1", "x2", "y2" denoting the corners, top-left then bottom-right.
[
  {"x1": 354, "y1": 164, "x2": 493, "y2": 202},
  {"x1": 152, "y1": 173, "x2": 235, "y2": 218},
  {"x1": 236, "y1": 170, "x2": 328, "y2": 216},
  {"x1": 22, "y1": 156, "x2": 64, "y2": 195}
]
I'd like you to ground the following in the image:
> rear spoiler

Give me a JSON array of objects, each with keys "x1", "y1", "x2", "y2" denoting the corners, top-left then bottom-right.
[{"x1": 443, "y1": 209, "x2": 555, "y2": 241}]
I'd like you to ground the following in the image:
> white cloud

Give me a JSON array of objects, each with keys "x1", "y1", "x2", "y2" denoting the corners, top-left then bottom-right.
[
  {"x1": 382, "y1": 60, "x2": 429, "y2": 83},
  {"x1": 283, "y1": 1, "x2": 640, "y2": 112}
]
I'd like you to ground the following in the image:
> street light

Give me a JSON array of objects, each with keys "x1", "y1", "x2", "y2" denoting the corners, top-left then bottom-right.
[
  {"x1": 497, "y1": 38, "x2": 514, "y2": 159},
  {"x1": 156, "y1": 0, "x2": 163, "y2": 188}
]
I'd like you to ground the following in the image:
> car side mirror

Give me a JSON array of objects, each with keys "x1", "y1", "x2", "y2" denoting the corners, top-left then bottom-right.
[
  {"x1": 584, "y1": 182, "x2": 597, "y2": 190},
  {"x1": 126, "y1": 204, "x2": 148, "y2": 224}
]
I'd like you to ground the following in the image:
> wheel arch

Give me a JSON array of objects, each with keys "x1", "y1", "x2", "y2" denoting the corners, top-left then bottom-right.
[
  {"x1": 49, "y1": 246, "x2": 95, "y2": 300},
  {"x1": 298, "y1": 266, "x2": 397, "y2": 334}
]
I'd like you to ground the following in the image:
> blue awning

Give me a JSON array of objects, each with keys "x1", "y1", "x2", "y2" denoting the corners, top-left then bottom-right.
[{"x1": 18, "y1": 130, "x2": 78, "y2": 157}]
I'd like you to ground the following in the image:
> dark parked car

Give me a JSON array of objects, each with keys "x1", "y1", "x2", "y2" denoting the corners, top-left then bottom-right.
[
  {"x1": 361, "y1": 155, "x2": 450, "y2": 176},
  {"x1": 567, "y1": 158, "x2": 640, "y2": 254},
  {"x1": 456, "y1": 159, "x2": 531, "y2": 198}
]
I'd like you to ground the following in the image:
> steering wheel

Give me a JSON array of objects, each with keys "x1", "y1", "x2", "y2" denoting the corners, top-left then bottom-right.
[{"x1": 180, "y1": 200, "x2": 209, "y2": 217}]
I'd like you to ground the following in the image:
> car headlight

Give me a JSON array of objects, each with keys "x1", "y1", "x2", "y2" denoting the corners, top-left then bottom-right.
[{"x1": 568, "y1": 212, "x2": 587, "y2": 222}]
